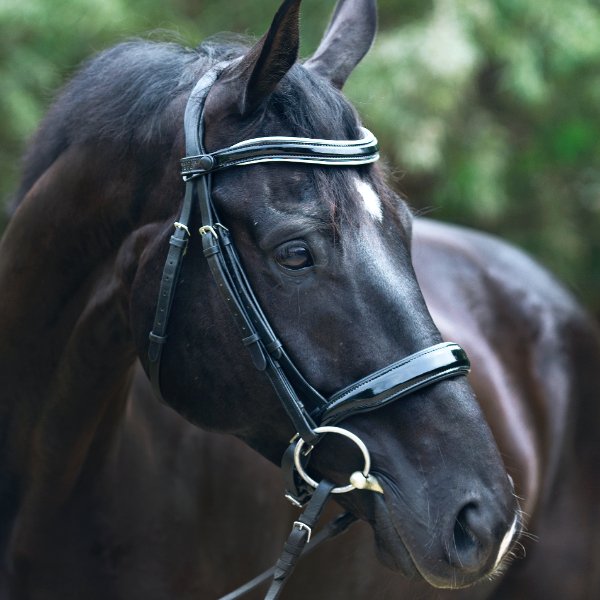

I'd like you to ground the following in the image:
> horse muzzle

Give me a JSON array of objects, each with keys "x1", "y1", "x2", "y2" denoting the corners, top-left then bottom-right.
[{"x1": 369, "y1": 470, "x2": 522, "y2": 589}]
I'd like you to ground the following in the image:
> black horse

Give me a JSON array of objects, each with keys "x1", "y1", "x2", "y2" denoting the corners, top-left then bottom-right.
[{"x1": 1, "y1": 1, "x2": 599, "y2": 598}]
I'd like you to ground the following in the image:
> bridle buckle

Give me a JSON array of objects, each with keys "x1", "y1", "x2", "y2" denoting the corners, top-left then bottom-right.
[
  {"x1": 293, "y1": 521, "x2": 312, "y2": 543},
  {"x1": 173, "y1": 222, "x2": 191, "y2": 236},
  {"x1": 284, "y1": 493, "x2": 305, "y2": 508},
  {"x1": 198, "y1": 225, "x2": 218, "y2": 239}
]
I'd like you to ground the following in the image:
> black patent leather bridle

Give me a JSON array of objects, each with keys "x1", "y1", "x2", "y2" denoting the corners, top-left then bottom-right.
[{"x1": 147, "y1": 61, "x2": 471, "y2": 599}]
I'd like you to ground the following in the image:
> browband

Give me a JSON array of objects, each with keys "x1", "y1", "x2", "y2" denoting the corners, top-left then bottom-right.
[{"x1": 180, "y1": 127, "x2": 379, "y2": 177}]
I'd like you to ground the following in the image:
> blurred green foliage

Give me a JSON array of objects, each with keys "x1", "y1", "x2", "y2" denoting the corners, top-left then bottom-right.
[{"x1": 1, "y1": 0, "x2": 599, "y2": 314}]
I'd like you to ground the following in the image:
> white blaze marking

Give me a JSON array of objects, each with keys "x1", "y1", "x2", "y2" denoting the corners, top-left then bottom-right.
[
  {"x1": 494, "y1": 514, "x2": 519, "y2": 569},
  {"x1": 354, "y1": 177, "x2": 383, "y2": 222}
]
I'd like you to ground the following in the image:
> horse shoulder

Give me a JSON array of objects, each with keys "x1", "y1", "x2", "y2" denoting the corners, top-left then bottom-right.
[{"x1": 412, "y1": 218, "x2": 600, "y2": 597}]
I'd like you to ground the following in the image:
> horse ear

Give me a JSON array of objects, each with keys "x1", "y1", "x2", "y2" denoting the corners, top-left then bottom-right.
[
  {"x1": 229, "y1": 0, "x2": 301, "y2": 116},
  {"x1": 304, "y1": 0, "x2": 377, "y2": 89}
]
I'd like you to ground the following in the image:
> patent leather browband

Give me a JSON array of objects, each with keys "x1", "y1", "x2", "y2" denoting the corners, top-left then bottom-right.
[{"x1": 180, "y1": 127, "x2": 379, "y2": 177}]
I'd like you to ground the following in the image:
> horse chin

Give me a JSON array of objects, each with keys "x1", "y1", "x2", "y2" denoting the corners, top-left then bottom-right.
[
  {"x1": 369, "y1": 494, "x2": 463, "y2": 588},
  {"x1": 369, "y1": 495, "x2": 417, "y2": 576},
  {"x1": 367, "y1": 487, "x2": 504, "y2": 590}
]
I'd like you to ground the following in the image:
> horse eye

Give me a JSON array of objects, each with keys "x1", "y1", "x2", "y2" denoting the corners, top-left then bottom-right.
[{"x1": 274, "y1": 243, "x2": 314, "y2": 270}]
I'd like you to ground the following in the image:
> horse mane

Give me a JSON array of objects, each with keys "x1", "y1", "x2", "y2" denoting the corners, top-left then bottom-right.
[
  {"x1": 10, "y1": 37, "x2": 243, "y2": 208},
  {"x1": 11, "y1": 35, "x2": 391, "y2": 228}
]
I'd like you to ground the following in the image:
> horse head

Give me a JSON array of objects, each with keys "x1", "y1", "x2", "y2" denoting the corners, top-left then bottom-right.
[{"x1": 128, "y1": 0, "x2": 520, "y2": 589}]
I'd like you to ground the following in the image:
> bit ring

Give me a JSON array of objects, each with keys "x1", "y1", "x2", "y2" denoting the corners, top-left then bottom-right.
[{"x1": 293, "y1": 426, "x2": 372, "y2": 494}]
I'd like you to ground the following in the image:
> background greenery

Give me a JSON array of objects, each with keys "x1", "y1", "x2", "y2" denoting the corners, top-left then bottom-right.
[{"x1": 2, "y1": 0, "x2": 599, "y2": 316}]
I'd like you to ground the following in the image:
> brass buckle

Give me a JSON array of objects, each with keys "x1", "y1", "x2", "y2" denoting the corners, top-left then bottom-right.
[
  {"x1": 173, "y1": 222, "x2": 190, "y2": 236},
  {"x1": 198, "y1": 225, "x2": 218, "y2": 239}
]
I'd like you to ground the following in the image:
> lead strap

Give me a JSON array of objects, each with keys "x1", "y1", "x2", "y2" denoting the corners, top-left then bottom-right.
[
  {"x1": 264, "y1": 479, "x2": 336, "y2": 600},
  {"x1": 217, "y1": 511, "x2": 357, "y2": 600}
]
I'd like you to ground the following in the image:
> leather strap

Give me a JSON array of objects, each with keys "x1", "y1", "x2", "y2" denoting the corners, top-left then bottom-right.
[
  {"x1": 195, "y1": 170, "x2": 320, "y2": 444},
  {"x1": 147, "y1": 182, "x2": 195, "y2": 399},
  {"x1": 181, "y1": 127, "x2": 379, "y2": 176},
  {"x1": 264, "y1": 479, "x2": 336, "y2": 600},
  {"x1": 184, "y1": 60, "x2": 236, "y2": 156},
  {"x1": 281, "y1": 442, "x2": 314, "y2": 507},
  {"x1": 218, "y1": 512, "x2": 357, "y2": 600},
  {"x1": 147, "y1": 62, "x2": 233, "y2": 401},
  {"x1": 321, "y1": 342, "x2": 470, "y2": 425}
]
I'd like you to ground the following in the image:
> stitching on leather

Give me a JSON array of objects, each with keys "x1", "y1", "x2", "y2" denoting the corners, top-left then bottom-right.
[
  {"x1": 181, "y1": 153, "x2": 378, "y2": 174},
  {"x1": 226, "y1": 135, "x2": 374, "y2": 150},
  {"x1": 327, "y1": 367, "x2": 466, "y2": 421},
  {"x1": 218, "y1": 154, "x2": 375, "y2": 168},
  {"x1": 328, "y1": 345, "x2": 458, "y2": 407}
]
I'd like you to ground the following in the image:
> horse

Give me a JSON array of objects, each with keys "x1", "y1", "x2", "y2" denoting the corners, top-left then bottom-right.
[{"x1": 1, "y1": 0, "x2": 599, "y2": 598}]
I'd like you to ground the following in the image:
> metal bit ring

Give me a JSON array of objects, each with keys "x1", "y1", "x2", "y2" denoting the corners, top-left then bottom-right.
[{"x1": 293, "y1": 426, "x2": 372, "y2": 494}]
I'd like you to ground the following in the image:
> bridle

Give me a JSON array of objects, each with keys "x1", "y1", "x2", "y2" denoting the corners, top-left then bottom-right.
[{"x1": 147, "y1": 61, "x2": 471, "y2": 598}]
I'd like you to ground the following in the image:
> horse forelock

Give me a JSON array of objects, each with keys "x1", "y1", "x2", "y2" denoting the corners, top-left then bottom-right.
[{"x1": 208, "y1": 61, "x2": 402, "y2": 232}]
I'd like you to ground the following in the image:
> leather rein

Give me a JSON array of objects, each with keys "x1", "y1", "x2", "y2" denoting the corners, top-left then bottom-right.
[{"x1": 147, "y1": 61, "x2": 471, "y2": 599}]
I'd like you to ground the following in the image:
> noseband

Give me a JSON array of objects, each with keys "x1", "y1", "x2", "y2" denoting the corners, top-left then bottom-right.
[{"x1": 147, "y1": 61, "x2": 471, "y2": 598}]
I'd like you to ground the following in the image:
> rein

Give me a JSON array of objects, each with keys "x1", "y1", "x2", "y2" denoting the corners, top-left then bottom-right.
[{"x1": 147, "y1": 61, "x2": 471, "y2": 598}]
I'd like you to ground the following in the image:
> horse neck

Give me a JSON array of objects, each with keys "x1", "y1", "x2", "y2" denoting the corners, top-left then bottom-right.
[{"x1": 0, "y1": 141, "x2": 166, "y2": 532}]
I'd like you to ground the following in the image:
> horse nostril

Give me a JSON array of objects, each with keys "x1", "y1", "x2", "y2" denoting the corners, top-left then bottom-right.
[
  {"x1": 453, "y1": 503, "x2": 479, "y2": 555},
  {"x1": 450, "y1": 502, "x2": 492, "y2": 571}
]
